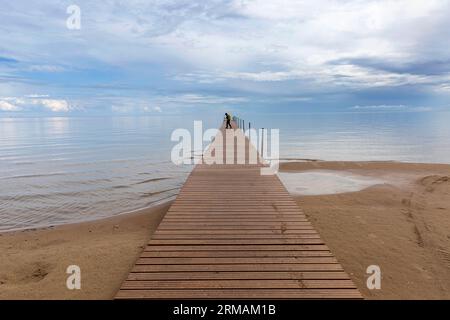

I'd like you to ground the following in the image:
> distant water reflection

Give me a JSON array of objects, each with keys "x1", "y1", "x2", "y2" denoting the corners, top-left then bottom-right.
[{"x1": 1, "y1": 111, "x2": 449, "y2": 231}]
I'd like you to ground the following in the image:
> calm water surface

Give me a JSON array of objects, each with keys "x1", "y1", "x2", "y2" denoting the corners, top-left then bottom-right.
[{"x1": 1, "y1": 111, "x2": 449, "y2": 231}]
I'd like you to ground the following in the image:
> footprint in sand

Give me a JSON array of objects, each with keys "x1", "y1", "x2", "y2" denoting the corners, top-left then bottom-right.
[{"x1": 14, "y1": 262, "x2": 55, "y2": 284}]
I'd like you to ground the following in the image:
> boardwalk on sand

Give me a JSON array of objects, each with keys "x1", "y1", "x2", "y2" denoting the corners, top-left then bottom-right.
[{"x1": 116, "y1": 121, "x2": 362, "y2": 299}]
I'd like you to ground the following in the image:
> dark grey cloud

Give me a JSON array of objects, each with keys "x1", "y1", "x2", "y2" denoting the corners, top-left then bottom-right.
[{"x1": 329, "y1": 57, "x2": 450, "y2": 76}]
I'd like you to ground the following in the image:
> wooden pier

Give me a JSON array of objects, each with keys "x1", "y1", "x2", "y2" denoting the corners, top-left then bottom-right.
[{"x1": 116, "y1": 121, "x2": 362, "y2": 299}]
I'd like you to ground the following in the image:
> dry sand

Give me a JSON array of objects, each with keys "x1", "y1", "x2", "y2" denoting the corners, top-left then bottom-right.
[
  {"x1": 0, "y1": 202, "x2": 171, "y2": 299},
  {"x1": 280, "y1": 161, "x2": 450, "y2": 299},
  {"x1": 1, "y1": 161, "x2": 449, "y2": 299}
]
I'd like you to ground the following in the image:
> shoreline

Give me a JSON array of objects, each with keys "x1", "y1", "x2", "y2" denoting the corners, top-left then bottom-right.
[
  {"x1": 1, "y1": 160, "x2": 447, "y2": 235},
  {"x1": 2, "y1": 160, "x2": 448, "y2": 234},
  {"x1": 0, "y1": 198, "x2": 176, "y2": 235},
  {"x1": 1, "y1": 160, "x2": 449, "y2": 299}
]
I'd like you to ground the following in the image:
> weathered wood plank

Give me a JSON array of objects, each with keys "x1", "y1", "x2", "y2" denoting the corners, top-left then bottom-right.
[
  {"x1": 140, "y1": 250, "x2": 333, "y2": 258},
  {"x1": 153, "y1": 229, "x2": 315, "y2": 234},
  {"x1": 151, "y1": 234, "x2": 321, "y2": 240},
  {"x1": 148, "y1": 239, "x2": 325, "y2": 245},
  {"x1": 135, "y1": 257, "x2": 338, "y2": 265},
  {"x1": 116, "y1": 289, "x2": 362, "y2": 299},
  {"x1": 126, "y1": 271, "x2": 351, "y2": 281},
  {"x1": 121, "y1": 279, "x2": 357, "y2": 289},
  {"x1": 143, "y1": 244, "x2": 330, "y2": 251},
  {"x1": 131, "y1": 264, "x2": 344, "y2": 272}
]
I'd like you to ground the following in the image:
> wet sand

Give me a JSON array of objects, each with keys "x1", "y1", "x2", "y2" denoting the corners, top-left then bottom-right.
[{"x1": 280, "y1": 161, "x2": 450, "y2": 299}]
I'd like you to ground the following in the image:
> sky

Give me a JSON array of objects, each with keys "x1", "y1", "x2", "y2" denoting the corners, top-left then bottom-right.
[{"x1": 1, "y1": 0, "x2": 450, "y2": 116}]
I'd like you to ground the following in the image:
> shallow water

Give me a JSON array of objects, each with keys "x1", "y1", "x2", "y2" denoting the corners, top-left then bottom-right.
[
  {"x1": 277, "y1": 171, "x2": 386, "y2": 195},
  {"x1": 0, "y1": 116, "x2": 212, "y2": 231},
  {"x1": 1, "y1": 111, "x2": 450, "y2": 231}
]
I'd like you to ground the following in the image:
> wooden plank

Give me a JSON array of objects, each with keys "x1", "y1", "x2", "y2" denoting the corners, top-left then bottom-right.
[
  {"x1": 165, "y1": 218, "x2": 309, "y2": 222},
  {"x1": 151, "y1": 234, "x2": 321, "y2": 240},
  {"x1": 154, "y1": 229, "x2": 315, "y2": 234},
  {"x1": 161, "y1": 219, "x2": 308, "y2": 222},
  {"x1": 116, "y1": 289, "x2": 362, "y2": 299},
  {"x1": 174, "y1": 199, "x2": 298, "y2": 202},
  {"x1": 126, "y1": 271, "x2": 351, "y2": 281},
  {"x1": 131, "y1": 264, "x2": 344, "y2": 272},
  {"x1": 140, "y1": 251, "x2": 333, "y2": 258},
  {"x1": 121, "y1": 279, "x2": 357, "y2": 289},
  {"x1": 157, "y1": 226, "x2": 314, "y2": 230},
  {"x1": 143, "y1": 244, "x2": 330, "y2": 251},
  {"x1": 158, "y1": 222, "x2": 312, "y2": 226},
  {"x1": 166, "y1": 214, "x2": 306, "y2": 216},
  {"x1": 135, "y1": 257, "x2": 338, "y2": 265},
  {"x1": 164, "y1": 213, "x2": 304, "y2": 216},
  {"x1": 148, "y1": 239, "x2": 324, "y2": 245}
]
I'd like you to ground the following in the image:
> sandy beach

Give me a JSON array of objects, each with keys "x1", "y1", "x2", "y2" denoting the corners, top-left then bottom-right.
[
  {"x1": 0, "y1": 202, "x2": 171, "y2": 299},
  {"x1": 1, "y1": 161, "x2": 450, "y2": 299},
  {"x1": 280, "y1": 161, "x2": 450, "y2": 299}
]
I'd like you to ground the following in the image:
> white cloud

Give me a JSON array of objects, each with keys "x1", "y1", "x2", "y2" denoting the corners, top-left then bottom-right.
[
  {"x1": 110, "y1": 94, "x2": 247, "y2": 113},
  {"x1": 111, "y1": 105, "x2": 133, "y2": 113},
  {"x1": 26, "y1": 94, "x2": 50, "y2": 98},
  {"x1": 434, "y1": 83, "x2": 450, "y2": 93},
  {"x1": 0, "y1": 100, "x2": 20, "y2": 111},
  {"x1": 28, "y1": 65, "x2": 65, "y2": 72},
  {"x1": 185, "y1": 64, "x2": 432, "y2": 89},
  {"x1": 160, "y1": 0, "x2": 450, "y2": 93},
  {"x1": 0, "y1": 96, "x2": 71, "y2": 112},
  {"x1": 154, "y1": 94, "x2": 247, "y2": 105},
  {"x1": 351, "y1": 105, "x2": 432, "y2": 112},
  {"x1": 352, "y1": 105, "x2": 407, "y2": 110},
  {"x1": 141, "y1": 106, "x2": 162, "y2": 112},
  {"x1": 37, "y1": 99, "x2": 71, "y2": 112}
]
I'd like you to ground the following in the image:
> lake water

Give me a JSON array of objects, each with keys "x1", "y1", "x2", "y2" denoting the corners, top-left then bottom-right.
[
  {"x1": 1, "y1": 111, "x2": 450, "y2": 231},
  {"x1": 277, "y1": 171, "x2": 387, "y2": 196}
]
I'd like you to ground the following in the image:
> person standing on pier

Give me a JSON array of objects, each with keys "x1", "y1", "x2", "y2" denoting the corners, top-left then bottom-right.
[{"x1": 225, "y1": 113, "x2": 232, "y2": 129}]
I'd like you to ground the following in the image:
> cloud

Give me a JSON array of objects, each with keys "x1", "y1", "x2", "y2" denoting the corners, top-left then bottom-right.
[
  {"x1": 110, "y1": 94, "x2": 246, "y2": 114},
  {"x1": 141, "y1": 106, "x2": 163, "y2": 113},
  {"x1": 434, "y1": 83, "x2": 450, "y2": 93},
  {"x1": 0, "y1": 100, "x2": 20, "y2": 111},
  {"x1": 112, "y1": 104, "x2": 162, "y2": 114},
  {"x1": 1, "y1": 0, "x2": 450, "y2": 113},
  {"x1": 181, "y1": 63, "x2": 437, "y2": 88},
  {"x1": 26, "y1": 94, "x2": 50, "y2": 98},
  {"x1": 0, "y1": 96, "x2": 71, "y2": 112},
  {"x1": 28, "y1": 65, "x2": 65, "y2": 72},
  {"x1": 111, "y1": 105, "x2": 133, "y2": 113},
  {"x1": 37, "y1": 99, "x2": 71, "y2": 112},
  {"x1": 153, "y1": 94, "x2": 247, "y2": 105},
  {"x1": 352, "y1": 105, "x2": 407, "y2": 110},
  {"x1": 351, "y1": 105, "x2": 432, "y2": 112}
]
